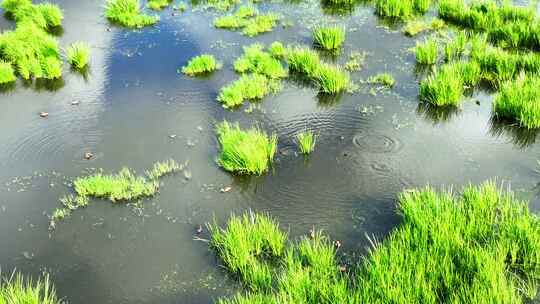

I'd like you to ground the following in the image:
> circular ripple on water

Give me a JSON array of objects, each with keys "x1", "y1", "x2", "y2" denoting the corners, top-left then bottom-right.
[{"x1": 352, "y1": 130, "x2": 403, "y2": 154}]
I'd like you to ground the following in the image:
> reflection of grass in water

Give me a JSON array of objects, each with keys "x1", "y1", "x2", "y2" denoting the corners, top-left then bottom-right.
[
  {"x1": 489, "y1": 115, "x2": 540, "y2": 149},
  {"x1": 213, "y1": 182, "x2": 540, "y2": 303},
  {"x1": 105, "y1": 0, "x2": 158, "y2": 28},
  {"x1": 216, "y1": 121, "x2": 277, "y2": 175},
  {"x1": 416, "y1": 102, "x2": 460, "y2": 124},
  {"x1": 0, "y1": 272, "x2": 60, "y2": 304}
]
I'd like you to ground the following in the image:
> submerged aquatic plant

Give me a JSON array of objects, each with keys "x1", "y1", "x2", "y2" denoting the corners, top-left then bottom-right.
[
  {"x1": 104, "y1": 0, "x2": 158, "y2": 28},
  {"x1": 368, "y1": 72, "x2": 395, "y2": 87},
  {"x1": 0, "y1": 61, "x2": 16, "y2": 84},
  {"x1": 296, "y1": 131, "x2": 317, "y2": 154},
  {"x1": 313, "y1": 26, "x2": 345, "y2": 51},
  {"x1": 234, "y1": 44, "x2": 286, "y2": 79},
  {"x1": 0, "y1": 272, "x2": 60, "y2": 304},
  {"x1": 494, "y1": 73, "x2": 540, "y2": 129},
  {"x1": 216, "y1": 121, "x2": 277, "y2": 175},
  {"x1": 415, "y1": 37, "x2": 438, "y2": 65},
  {"x1": 66, "y1": 42, "x2": 90, "y2": 70},
  {"x1": 181, "y1": 54, "x2": 221, "y2": 76},
  {"x1": 217, "y1": 74, "x2": 279, "y2": 108}
]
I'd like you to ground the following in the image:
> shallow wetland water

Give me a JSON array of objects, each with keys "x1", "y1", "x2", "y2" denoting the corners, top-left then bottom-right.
[{"x1": 1, "y1": 0, "x2": 540, "y2": 303}]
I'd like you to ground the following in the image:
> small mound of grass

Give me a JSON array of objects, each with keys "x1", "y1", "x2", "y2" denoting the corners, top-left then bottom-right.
[
  {"x1": 216, "y1": 121, "x2": 277, "y2": 175},
  {"x1": 66, "y1": 42, "x2": 90, "y2": 70},
  {"x1": 287, "y1": 47, "x2": 322, "y2": 76},
  {"x1": 313, "y1": 26, "x2": 345, "y2": 51},
  {"x1": 368, "y1": 72, "x2": 395, "y2": 87},
  {"x1": 181, "y1": 54, "x2": 221, "y2": 76},
  {"x1": 444, "y1": 31, "x2": 467, "y2": 62},
  {"x1": 0, "y1": 61, "x2": 16, "y2": 84},
  {"x1": 242, "y1": 13, "x2": 279, "y2": 37},
  {"x1": 375, "y1": 0, "x2": 432, "y2": 20},
  {"x1": 147, "y1": 0, "x2": 172, "y2": 10},
  {"x1": 234, "y1": 44, "x2": 286, "y2": 79},
  {"x1": 105, "y1": 0, "x2": 158, "y2": 28},
  {"x1": 403, "y1": 20, "x2": 429, "y2": 36},
  {"x1": 315, "y1": 64, "x2": 349, "y2": 94},
  {"x1": 208, "y1": 211, "x2": 287, "y2": 290},
  {"x1": 419, "y1": 63, "x2": 464, "y2": 106},
  {"x1": 1, "y1": 0, "x2": 63, "y2": 30},
  {"x1": 214, "y1": 6, "x2": 278, "y2": 37},
  {"x1": 494, "y1": 73, "x2": 540, "y2": 129},
  {"x1": 0, "y1": 272, "x2": 60, "y2": 304},
  {"x1": 145, "y1": 159, "x2": 185, "y2": 180},
  {"x1": 296, "y1": 131, "x2": 317, "y2": 154},
  {"x1": 268, "y1": 41, "x2": 286, "y2": 59},
  {"x1": 217, "y1": 74, "x2": 279, "y2": 108},
  {"x1": 415, "y1": 37, "x2": 438, "y2": 65}
]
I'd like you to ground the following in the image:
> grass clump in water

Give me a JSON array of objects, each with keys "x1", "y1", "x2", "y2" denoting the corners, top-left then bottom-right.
[
  {"x1": 181, "y1": 54, "x2": 221, "y2": 76},
  {"x1": 419, "y1": 64, "x2": 464, "y2": 106},
  {"x1": 443, "y1": 31, "x2": 467, "y2": 62},
  {"x1": 315, "y1": 64, "x2": 349, "y2": 94},
  {"x1": 0, "y1": 272, "x2": 60, "y2": 304},
  {"x1": 344, "y1": 51, "x2": 366, "y2": 72},
  {"x1": 375, "y1": 0, "x2": 431, "y2": 20},
  {"x1": 145, "y1": 159, "x2": 186, "y2": 180},
  {"x1": 494, "y1": 73, "x2": 540, "y2": 129},
  {"x1": 208, "y1": 211, "x2": 287, "y2": 290},
  {"x1": 287, "y1": 47, "x2": 321, "y2": 76},
  {"x1": 368, "y1": 72, "x2": 395, "y2": 87},
  {"x1": 313, "y1": 26, "x2": 345, "y2": 51},
  {"x1": 105, "y1": 0, "x2": 158, "y2": 28},
  {"x1": 242, "y1": 13, "x2": 279, "y2": 37},
  {"x1": 268, "y1": 41, "x2": 286, "y2": 59},
  {"x1": 415, "y1": 37, "x2": 438, "y2": 65},
  {"x1": 296, "y1": 131, "x2": 317, "y2": 154},
  {"x1": 147, "y1": 0, "x2": 172, "y2": 10},
  {"x1": 216, "y1": 121, "x2": 277, "y2": 175},
  {"x1": 214, "y1": 6, "x2": 279, "y2": 37},
  {"x1": 403, "y1": 20, "x2": 429, "y2": 36},
  {"x1": 66, "y1": 42, "x2": 90, "y2": 70},
  {"x1": 234, "y1": 44, "x2": 286, "y2": 79},
  {"x1": 217, "y1": 74, "x2": 279, "y2": 108},
  {"x1": 0, "y1": 61, "x2": 16, "y2": 84},
  {"x1": 1, "y1": 0, "x2": 63, "y2": 30}
]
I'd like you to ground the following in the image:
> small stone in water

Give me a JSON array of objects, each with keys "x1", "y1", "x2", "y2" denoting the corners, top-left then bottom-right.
[
  {"x1": 220, "y1": 186, "x2": 232, "y2": 193},
  {"x1": 39, "y1": 112, "x2": 49, "y2": 118},
  {"x1": 71, "y1": 101, "x2": 80, "y2": 105},
  {"x1": 84, "y1": 152, "x2": 94, "y2": 160},
  {"x1": 169, "y1": 134, "x2": 177, "y2": 139}
]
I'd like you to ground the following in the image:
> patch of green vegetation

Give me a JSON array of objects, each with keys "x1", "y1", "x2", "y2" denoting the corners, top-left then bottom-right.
[
  {"x1": 315, "y1": 63, "x2": 349, "y2": 94},
  {"x1": 214, "y1": 6, "x2": 279, "y2": 37},
  {"x1": 403, "y1": 20, "x2": 429, "y2": 36},
  {"x1": 1, "y1": 0, "x2": 63, "y2": 30},
  {"x1": 147, "y1": 0, "x2": 172, "y2": 10},
  {"x1": 145, "y1": 159, "x2": 186, "y2": 180},
  {"x1": 419, "y1": 63, "x2": 464, "y2": 106},
  {"x1": 375, "y1": 0, "x2": 431, "y2": 20},
  {"x1": 234, "y1": 44, "x2": 286, "y2": 79},
  {"x1": 0, "y1": 61, "x2": 16, "y2": 84},
  {"x1": 415, "y1": 37, "x2": 438, "y2": 65},
  {"x1": 287, "y1": 47, "x2": 321, "y2": 76},
  {"x1": 296, "y1": 131, "x2": 317, "y2": 154},
  {"x1": 344, "y1": 51, "x2": 366, "y2": 72},
  {"x1": 443, "y1": 31, "x2": 466, "y2": 62},
  {"x1": 105, "y1": 0, "x2": 158, "y2": 28},
  {"x1": 181, "y1": 54, "x2": 221, "y2": 76},
  {"x1": 268, "y1": 41, "x2": 286, "y2": 59},
  {"x1": 0, "y1": 272, "x2": 60, "y2": 304},
  {"x1": 494, "y1": 73, "x2": 540, "y2": 129},
  {"x1": 217, "y1": 74, "x2": 280, "y2": 108},
  {"x1": 313, "y1": 26, "x2": 345, "y2": 51},
  {"x1": 202, "y1": 0, "x2": 240, "y2": 11},
  {"x1": 438, "y1": 0, "x2": 539, "y2": 51},
  {"x1": 215, "y1": 121, "x2": 277, "y2": 175},
  {"x1": 213, "y1": 182, "x2": 540, "y2": 303},
  {"x1": 66, "y1": 42, "x2": 90, "y2": 70},
  {"x1": 368, "y1": 72, "x2": 395, "y2": 87},
  {"x1": 208, "y1": 211, "x2": 286, "y2": 290}
]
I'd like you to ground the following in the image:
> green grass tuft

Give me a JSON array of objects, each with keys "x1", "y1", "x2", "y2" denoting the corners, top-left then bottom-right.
[
  {"x1": 208, "y1": 211, "x2": 287, "y2": 290},
  {"x1": 313, "y1": 26, "x2": 345, "y2": 51},
  {"x1": 0, "y1": 61, "x2": 16, "y2": 84},
  {"x1": 419, "y1": 63, "x2": 464, "y2": 106},
  {"x1": 217, "y1": 74, "x2": 279, "y2": 108},
  {"x1": 444, "y1": 31, "x2": 467, "y2": 62},
  {"x1": 214, "y1": 7, "x2": 278, "y2": 37},
  {"x1": 368, "y1": 72, "x2": 395, "y2": 87},
  {"x1": 105, "y1": 0, "x2": 158, "y2": 28},
  {"x1": 296, "y1": 131, "x2": 317, "y2": 154},
  {"x1": 234, "y1": 44, "x2": 286, "y2": 79},
  {"x1": 145, "y1": 159, "x2": 184, "y2": 180},
  {"x1": 403, "y1": 20, "x2": 429, "y2": 36},
  {"x1": 181, "y1": 54, "x2": 221, "y2": 76},
  {"x1": 268, "y1": 41, "x2": 286, "y2": 59},
  {"x1": 286, "y1": 47, "x2": 321, "y2": 76},
  {"x1": 147, "y1": 0, "x2": 172, "y2": 10},
  {"x1": 315, "y1": 64, "x2": 349, "y2": 94},
  {"x1": 66, "y1": 42, "x2": 90, "y2": 70},
  {"x1": 0, "y1": 272, "x2": 60, "y2": 304},
  {"x1": 1, "y1": 0, "x2": 64, "y2": 30},
  {"x1": 215, "y1": 121, "x2": 277, "y2": 175},
  {"x1": 494, "y1": 73, "x2": 540, "y2": 129},
  {"x1": 242, "y1": 13, "x2": 279, "y2": 37},
  {"x1": 415, "y1": 37, "x2": 438, "y2": 65},
  {"x1": 375, "y1": 0, "x2": 432, "y2": 20}
]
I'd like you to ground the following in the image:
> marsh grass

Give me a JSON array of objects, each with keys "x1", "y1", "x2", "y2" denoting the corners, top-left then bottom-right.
[
  {"x1": 444, "y1": 31, "x2": 467, "y2": 62},
  {"x1": 368, "y1": 72, "x2": 395, "y2": 87},
  {"x1": 181, "y1": 54, "x2": 221, "y2": 76},
  {"x1": 415, "y1": 37, "x2": 438, "y2": 65},
  {"x1": 217, "y1": 74, "x2": 279, "y2": 108},
  {"x1": 0, "y1": 272, "x2": 60, "y2": 304},
  {"x1": 214, "y1": 7, "x2": 279, "y2": 37},
  {"x1": 375, "y1": 0, "x2": 431, "y2": 20},
  {"x1": 234, "y1": 44, "x2": 287, "y2": 79},
  {"x1": 315, "y1": 64, "x2": 349, "y2": 94},
  {"x1": 242, "y1": 13, "x2": 279, "y2": 37},
  {"x1": 147, "y1": 0, "x2": 172, "y2": 10},
  {"x1": 216, "y1": 121, "x2": 277, "y2": 175},
  {"x1": 403, "y1": 20, "x2": 429, "y2": 36},
  {"x1": 344, "y1": 51, "x2": 366, "y2": 72},
  {"x1": 313, "y1": 26, "x2": 345, "y2": 51},
  {"x1": 208, "y1": 211, "x2": 286, "y2": 290},
  {"x1": 286, "y1": 47, "x2": 321, "y2": 76},
  {"x1": 0, "y1": 61, "x2": 16, "y2": 84},
  {"x1": 494, "y1": 73, "x2": 540, "y2": 129},
  {"x1": 419, "y1": 63, "x2": 464, "y2": 106},
  {"x1": 1, "y1": 0, "x2": 64, "y2": 30},
  {"x1": 145, "y1": 159, "x2": 184, "y2": 180},
  {"x1": 213, "y1": 182, "x2": 540, "y2": 303},
  {"x1": 268, "y1": 41, "x2": 286, "y2": 59},
  {"x1": 66, "y1": 42, "x2": 90, "y2": 70},
  {"x1": 296, "y1": 131, "x2": 317, "y2": 154},
  {"x1": 105, "y1": 0, "x2": 158, "y2": 28}
]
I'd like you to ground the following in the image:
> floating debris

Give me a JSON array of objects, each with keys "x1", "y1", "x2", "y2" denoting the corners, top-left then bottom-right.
[
  {"x1": 39, "y1": 112, "x2": 49, "y2": 118},
  {"x1": 220, "y1": 186, "x2": 232, "y2": 193}
]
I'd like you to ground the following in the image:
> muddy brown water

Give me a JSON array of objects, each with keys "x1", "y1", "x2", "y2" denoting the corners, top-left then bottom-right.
[{"x1": 1, "y1": 1, "x2": 540, "y2": 303}]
